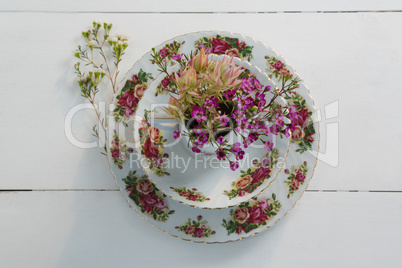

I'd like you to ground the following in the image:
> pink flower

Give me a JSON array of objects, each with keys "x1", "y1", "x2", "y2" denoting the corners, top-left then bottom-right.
[
  {"x1": 296, "y1": 111, "x2": 309, "y2": 128},
  {"x1": 272, "y1": 60, "x2": 284, "y2": 70},
  {"x1": 143, "y1": 136, "x2": 159, "y2": 160},
  {"x1": 191, "y1": 141, "x2": 201, "y2": 153},
  {"x1": 155, "y1": 199, "x2": 166, "y2": 211},
  {"x1": 188, "y1": 195, "x2": 198, "y2": 201},
  {"x1": 248, "y1": 205, "x2": 268, "y2": 224},
  {"x1": 224, "y1": 89, "x2": 236, "y2": 100},
  {"x1": 258, "y1": 99, "x2": 267, "y2": 112},
  {"x1": 230, "y1": 161, "x2": 239, "y2": 171},
  {"x1": 155, "y1": 157, "x2": 164, "y2": 167},
  {"x1": 118, "y1": 90, "x2": 138, "y2": 116},
  {"x1": 291, "y1": 179, "x2": 300, "y2": 189},
  {"x1": 139, "y1": 119, "x2": 148, "y2": 131},
  {"x1": 172, "y1": 53, "x2": 183, "y2": 61},
  {"x1": 197, "y1": 133, "x2": 208, "y2": 145},
  {"x1": 186, "y1": 225, "x2": 196, "y2": 235},
  {"x1": 161, "y1": 77, "x2": 171, "y2": 89},
  {"x1": 173, "y1": 130, "x2": 182, "y2": 139},
  {"x1": 159, "y1": 48, "x2": 169, "y2": 59},
  {"x1": 220, "y1": 115, "x2": 229, "y2": 126},
  {"x1": 251, "y1": 166, "x2": 271, "y2": 183},
  {"x1": 264, "y1": 139, "x2": 274, "y2": 151},
  {"x1": 191, "y1": 106, "x2": 207, "y2": 123},
  {"x1": 258, "y1": 200, "x2": 270, "y2": 210},
  {"x1": 139, "y1": 193, "x2": 159, "y2": 213},
  {"x1": 194, "y1": 228, "x2": 204, "y2": 238},
  {"x1": 260, "y1": 157, "x2": 271, "y2": 167},
  {"x1": 129, "y1": 75, "x2": 139, "y2": 84},
  {"x1": 209, "y1": 38, "x2": 231, "y2": 54},
  {"x1": 234, "y1": 149, "x2": 244, "y2": 160},
  {"x1": 217, "y1": 136, "x2": 224, "y2": 144},
  {"x1": 240, "y1": 77, "x2": 254, "y2": 93},
  {"x1": 216, "y1": 147, "x2": 226, "y2": 160},
  {"x1": 235, "y1": 40, "x2": 246, "y2": 50},
  {"x1": 295, "y1": 171, "x2": 306, "y2": 182},
  {"x1": 122, "y1": 107, "x2": 134, "y2": 117},
  {"x1": 204, "y1": 99, "x2": 214, "y2": 109},
  {"x1": 232, "y1": 142, "x2": 241, "y2": 152},
  {"x1": 111, "y1": 148, "x2": 120, "y2": 159}
]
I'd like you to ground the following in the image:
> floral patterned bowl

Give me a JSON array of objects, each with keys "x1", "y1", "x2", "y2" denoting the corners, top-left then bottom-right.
[{"x1": 132, "y1": 56, "x2": 290, "y2": 209}]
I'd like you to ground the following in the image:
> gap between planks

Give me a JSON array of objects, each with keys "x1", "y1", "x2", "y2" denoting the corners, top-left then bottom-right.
[
  {"x1": 0, "y1": 189, "x2": 401, "y2": 193},
  {"x1": 1, "y1": 10, "x2": 402, "y2": 14}
]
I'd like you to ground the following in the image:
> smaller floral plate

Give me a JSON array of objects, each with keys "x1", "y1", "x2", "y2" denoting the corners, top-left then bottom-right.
[{"x1": 132, "y1": 56, "x2": 290, "y2": 209}]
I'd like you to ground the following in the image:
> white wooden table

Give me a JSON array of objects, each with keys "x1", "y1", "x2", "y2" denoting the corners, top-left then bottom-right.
[{"x1": 1, "y1": 1, "x2": 402, "y2": 267}]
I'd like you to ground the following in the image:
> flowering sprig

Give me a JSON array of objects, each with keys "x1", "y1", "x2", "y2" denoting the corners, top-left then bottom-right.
[{"x1": 74, "y1": 21, "x2": 129, "y2": 156}]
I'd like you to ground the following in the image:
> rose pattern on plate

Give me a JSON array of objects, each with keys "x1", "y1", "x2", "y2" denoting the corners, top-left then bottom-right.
[
  {"x1": 284, "y1": 161, "x2": 309, "y2": 198},
  {"x1": 265, "y1": 56, "x2": 296, "y2": 81},
  {"x1": 175, "y1": 215, "x2": 216, "y2": 238},
  {"x1": 170, "y1": 186, "x2": 210, "y2": 202},
  {"x1": 265, "y1": 56, "x2": 314, "y2": 153},
  {"x1": 194, "y1": 35, "x2": 254, "y2": 61},
  {"x1": 113, "y1": 69, "x2": 153, "y2": 124},
  {"x1": 110, "y1": 130, "x2": 134, "y2": 169},
  {"x1": 223, "y1": 148, "x2": 279, "y2": 199},
  {"x1": 154, "y1": 73, "x2": 177, "y2": 96},
  {"x1": 222, "y1": 194, "x2": 281, "y2": 235},
  {"x1": 123, "y1": 171, "x2": 175, "y2": 222},
  {"x1": 155, "y1": 40, "x2": 184, "y2": 66},
  {"x1": 138, "y1": 114, "x2": 170, "y2": 177},
  {"x1": 285, "y1": 93, "x2": 315, "y2": 153}
]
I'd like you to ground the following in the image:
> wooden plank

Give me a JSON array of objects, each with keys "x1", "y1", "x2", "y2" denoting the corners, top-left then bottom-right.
[
  {"x1": 0, "y1": 191, "x2": 400, "y2": 267},
  {"x1": 0, "y1": 12, "x2": 401, "y2": 190},
  {"x1": 1, "y1": 0, "x2": 402, "y2": 12}
]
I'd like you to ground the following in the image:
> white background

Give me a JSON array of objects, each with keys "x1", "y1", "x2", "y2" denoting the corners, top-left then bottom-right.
[{"x1": 1, "y1": 1, "x2": 402, "y2": 267}]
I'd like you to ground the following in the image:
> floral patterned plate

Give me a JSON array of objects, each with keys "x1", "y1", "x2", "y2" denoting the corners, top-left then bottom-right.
[
  {"x1": 106, "y1": 31, "x2": 319, "y2": 243},
  {"x1": 132, "y1": 55, "x2": 290, "y2": 209}
]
